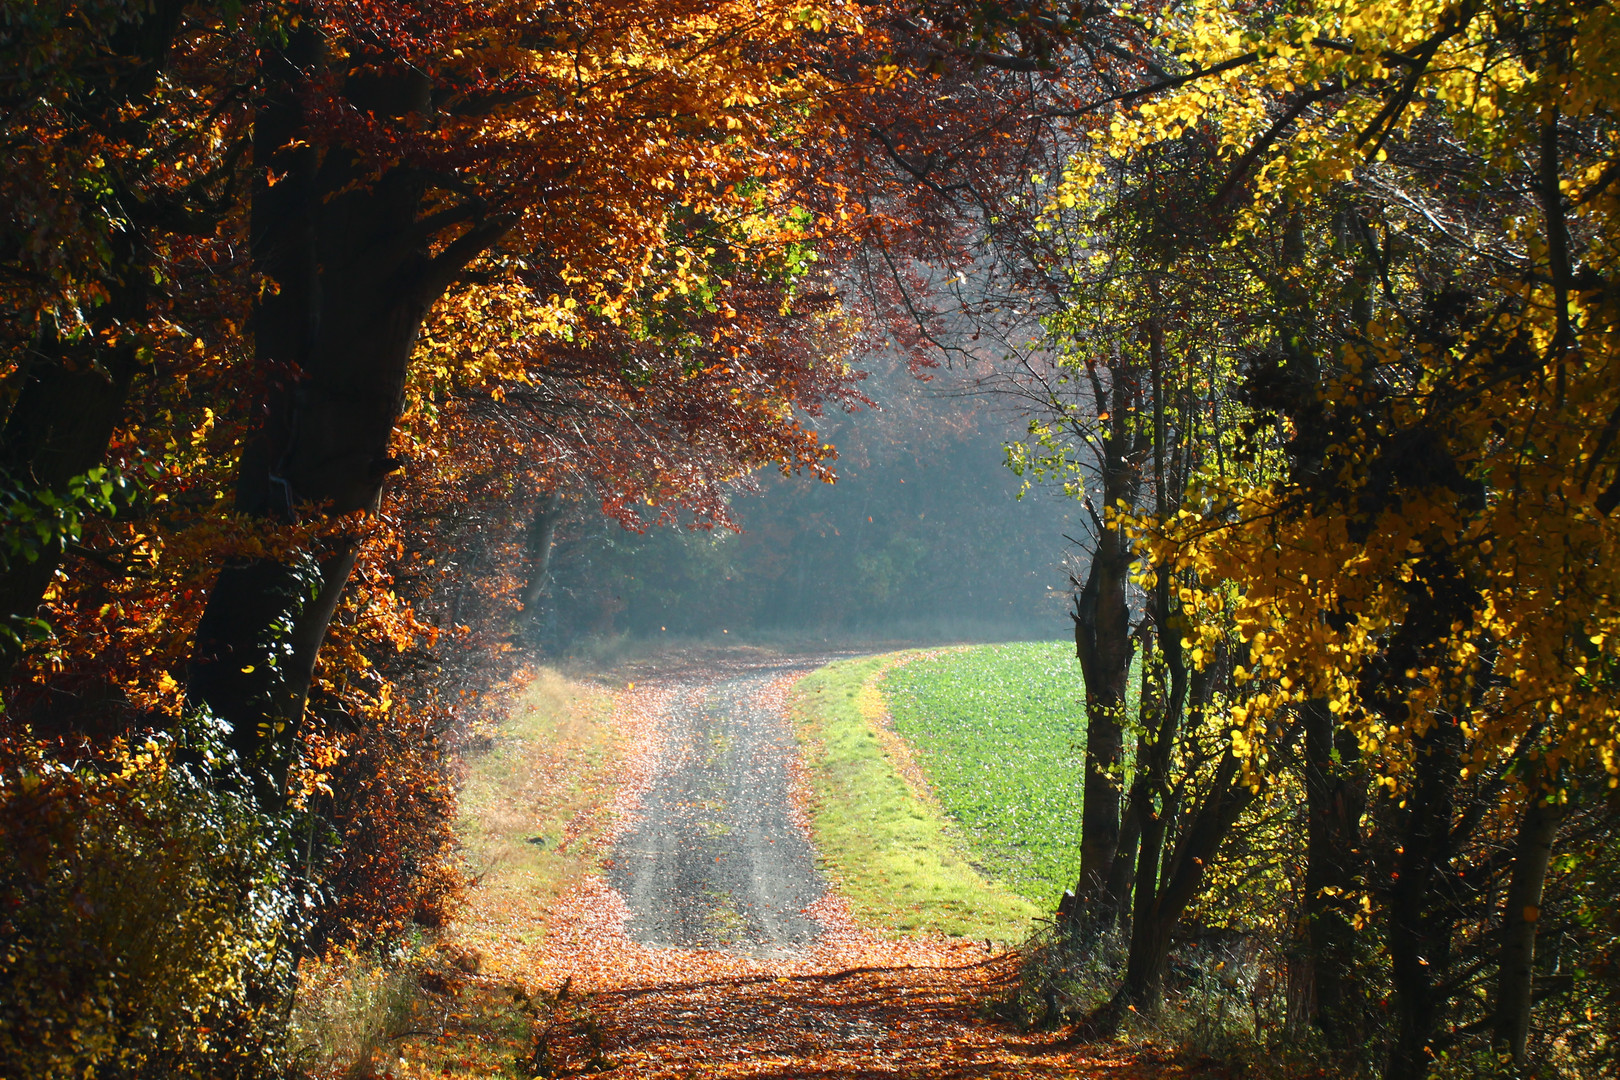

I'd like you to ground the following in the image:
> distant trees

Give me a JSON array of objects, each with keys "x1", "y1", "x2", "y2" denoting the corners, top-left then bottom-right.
[{"x1": 523, "y1": 365, "x2": 1078, "y2": 644}]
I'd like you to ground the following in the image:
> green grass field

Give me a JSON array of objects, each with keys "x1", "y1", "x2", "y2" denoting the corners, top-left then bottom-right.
[
  {"x1": 881, "y1": 642, "x2": 1086, "y2": 909},
  {"x1": 791, "y1": 654, "x2": 1041, "y2": 942}
]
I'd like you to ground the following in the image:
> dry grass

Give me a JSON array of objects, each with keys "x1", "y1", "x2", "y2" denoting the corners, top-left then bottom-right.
[
  {"x1": 455, "y1": 667, "x2": 623, "y2": 939},
  {"x1": 290, "y1": 946, "x2": 422, "y2": 1077},
  {"x1": 349, "y1": 666, "x2": 628, "y2": 1079}
]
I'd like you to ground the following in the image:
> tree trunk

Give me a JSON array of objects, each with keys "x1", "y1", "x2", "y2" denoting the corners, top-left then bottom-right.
[
  {"x1": 1070, "y1": 534, "x2": 1132, "y2": 916},
  {"x1": 1491, "y1": 785, "x2": 1563, "y2": 1064},
  {"x1": 1386, "y1": 717, "x2": 1463, "y2": 1080},
  {"x1": 1103, "y1": 763, "x2": 1143, "y2": 934},
  {"x1": 0, "y1": 323, "x2": 139, "y2": 675},
  {"x1": 0, "y1": 0, "x2": 190, "y2": 678},
  {"x1": 1062, "y1": 362, "x2": 1146, "y2": 932},
  {"x1": 1117, "y1": 781, "x2": 1170, "y2": 1012},
  {"x1": 1302, "y1": 696, "x2": 1369, "y2": 1052},
  {"x1": 186, "y1": 33, "x2": 511, "y2": 806},
  {"x1": 521, "y1": 490, "x2": 564, "y2": 616},
  {"x1": 1115, "y1": 749, "x2": 1256, "y2": 1015},
  {"x1": 1092, "y1": 562, "x2": 1194, "y2": 1023}
]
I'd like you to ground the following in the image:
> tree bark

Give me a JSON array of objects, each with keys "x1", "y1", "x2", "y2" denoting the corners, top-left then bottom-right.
[
  {"x1": 521, "y1": 490, "x2": 564, "y2": 615},
  {"x1": 1491, "y1": 784, "x2": 1563, "y2": 1064},
  {"x1": 1062, "y1": 357, "x2": 1146, "y2": 932},
  {"x1": 1070, "y1": 537, "x2": 1131, "y2": 914},
  {"x1": 187, "y1": 32, "x2": 511, "y2": 805},
  {"x1": 0, "y1": 1, "x2": 190, "y2": 678},
  {"x1": 0, "y1": 323, "x2": 140, "y2": 673},
  {"x1": 1386, "y1": 717, "x2": 1463, "y2": 1080},
  {"x1": 1302, "y1": 696, "x2": 1369, "y2": 1051},
  {"x1": 1098, "y1": 563, "x2": 1191, "y2": 1018},
  {"x1": 1114, "y1": 748, "x2": 1258, "y2": 1016},
  {"x1": 1103, "y1": 761, "x2": 1143, "y2": 934}
]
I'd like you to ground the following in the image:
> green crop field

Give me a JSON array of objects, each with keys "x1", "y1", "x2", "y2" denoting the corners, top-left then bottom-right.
[
  {"x1": 790, "y1": 654, "x2": 1041, "y2": 942},
  {"x1": 881, "y1": 642, "x2": 1087, "y2": 909}
]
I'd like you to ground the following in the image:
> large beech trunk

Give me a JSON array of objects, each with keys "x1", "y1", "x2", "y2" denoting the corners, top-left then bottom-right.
[
  {"x1": 1302, "y1": 696, "x2": 1369, "y2": 1051},
  {"x1": 187, "y1": 33, "x2": 510, "y2": 803}
]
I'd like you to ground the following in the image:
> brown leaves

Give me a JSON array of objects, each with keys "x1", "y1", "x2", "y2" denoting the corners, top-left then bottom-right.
[{"x1": 403, "y1": 659, "x2": 1181, "y2": 1079}]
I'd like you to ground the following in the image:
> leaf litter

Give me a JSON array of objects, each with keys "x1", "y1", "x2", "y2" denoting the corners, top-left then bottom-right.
[{"x1": 398, "y1": 651, "x2": 1177, "y2": 1079}]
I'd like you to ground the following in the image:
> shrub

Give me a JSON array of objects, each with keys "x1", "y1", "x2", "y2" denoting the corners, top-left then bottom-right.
[
  {"x1": 1007, "y1": 922, "x2": 1127, "y2": 1028},
  {"x1": 303, "y1": 702, "x2": 465, "y2": 952},
  {"x1": 0, "y1": 720, "x2": 294, "y2": 1079}
]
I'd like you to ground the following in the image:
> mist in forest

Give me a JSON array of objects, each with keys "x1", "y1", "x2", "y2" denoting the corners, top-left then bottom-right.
[{"x1": 540, "y1": 364, "x2": 1081, "y2": 646}]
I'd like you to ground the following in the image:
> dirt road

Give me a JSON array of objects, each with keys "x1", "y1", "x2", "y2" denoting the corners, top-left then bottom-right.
[
  {"x1": 410, "y1": 649, "x2": 1167, "y2": 1079},
  {"x1": 607, "y1": 658, "x2": 833, "y2": 953}
]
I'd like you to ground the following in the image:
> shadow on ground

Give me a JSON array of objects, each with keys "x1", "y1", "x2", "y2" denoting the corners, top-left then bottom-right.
[{"x1": 524, "y1": 956, "x2": 1174, "y2": 1079}]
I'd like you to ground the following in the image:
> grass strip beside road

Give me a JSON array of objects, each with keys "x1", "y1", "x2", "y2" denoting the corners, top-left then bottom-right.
[
  {"x1": 882, "y1": 641, "x2": 1086, "y2": 909},
  {"x1": 792, "y1": 654, "x2": 1040, "y2": 944},
  {"x1": 300, "y1": 667, "x2": 624, "y2": 1079},
  {"x1": 455, "y1": 667, "x2": 623, "y2": 945}
]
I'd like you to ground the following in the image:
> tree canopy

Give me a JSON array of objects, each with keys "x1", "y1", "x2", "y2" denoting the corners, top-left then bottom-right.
[{"x1": 3, "y1": 0, "x2": 1618, "y2": 1077}]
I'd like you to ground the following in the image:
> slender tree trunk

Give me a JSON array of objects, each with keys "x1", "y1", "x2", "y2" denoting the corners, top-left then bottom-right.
[
  {"x1": 1061, "y1": 341, "x2": 1147, "y2": 933},
  {"x1": 1110, "y1": 310, "x2": 1186, "y2": 1009},
  {"x1": 1070, "y1": 534, "x2": 1132, "y2": 917},
  {"x1": 1104, "y1": 767, "x2": 1142, "y2": 934},
  {"x1": 187, "y1": 34, "x2": 511, "y2": 805},
  {"x1": 1492, "y1": 785, "x2": 1563, "y2": 1064},
  {"x1": 1302, "y1": 696, "x2": 1368, "y2": 1051},
  {"x1": 1101, "y1": 562, "x2": 1191, "y2": 1018},
  {"x1": 1115, "y1": 749, "x2": 1257, "y2": 1015},
  {"x1": 521, "y1": 491, "x2": 564, "y2": 615},
  {"x1": 1118, "y1": 783, "x2": 1170, "y2": 1011}
]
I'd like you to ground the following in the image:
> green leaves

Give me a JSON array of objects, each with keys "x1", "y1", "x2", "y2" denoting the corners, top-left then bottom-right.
[
  {"x1": 0, "y1": 465, "x2": 134, "y2": 656},
  {"x1": 0, "y1": 465, "x2": 130, "y2": 573}
]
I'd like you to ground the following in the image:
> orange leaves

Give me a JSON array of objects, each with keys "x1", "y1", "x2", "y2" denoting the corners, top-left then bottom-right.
[{"x1": 404, "y1": 659, "x2": 1180, "y2": 1080}]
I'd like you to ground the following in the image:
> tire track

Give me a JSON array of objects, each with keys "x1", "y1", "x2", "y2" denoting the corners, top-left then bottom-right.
[{"x1": 607, "y1": 660, "x2": 833, "y2": 955}]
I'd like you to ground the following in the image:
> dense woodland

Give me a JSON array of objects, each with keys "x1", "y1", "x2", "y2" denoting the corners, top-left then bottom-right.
[{"x1": 1, "y1": 0, "x2": 1617, "y2": 1077}]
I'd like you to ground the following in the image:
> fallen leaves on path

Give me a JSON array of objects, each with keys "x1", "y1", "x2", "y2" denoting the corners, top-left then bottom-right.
[
  {"x1": 554, "y1": 956, "x2": 1168, "y2": 1079},
  {"x1": 406, "y1": 654, "x2": 1177, "y2": 1080}
]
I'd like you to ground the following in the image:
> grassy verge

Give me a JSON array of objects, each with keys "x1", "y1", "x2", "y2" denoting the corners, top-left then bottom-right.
[
  {"x1": 309, "y1": 667, "x2": 624, "y2": 1080},
  {"x1": 792, "y1": 654, "x2": 1041, "y2": 944},
  {"x1": 882, "y1": 641, "x2": 1086, "y2": 908},
  {"x1": 454, "y1": 667, "x2": 621, "y2": 926}
]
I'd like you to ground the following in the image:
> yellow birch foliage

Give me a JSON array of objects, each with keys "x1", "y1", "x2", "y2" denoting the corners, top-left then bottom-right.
[{"x1": 1073, "y1": 0, "x2": 1620, "y2": 796}]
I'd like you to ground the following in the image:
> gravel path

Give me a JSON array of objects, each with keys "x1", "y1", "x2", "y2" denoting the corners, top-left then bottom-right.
[{"x1": 607, "y1": 658, "x2": 834, "y2": 955}]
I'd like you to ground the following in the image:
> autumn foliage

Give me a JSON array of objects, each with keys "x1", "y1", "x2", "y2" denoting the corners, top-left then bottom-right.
[
  {"x1": 990, "y1": 0, "x2": 1620, "y2": 1075},
  {"x1": 0, "y1": 0, "x2": 1100, "y2": 1075},
  {"x1": 5, "y1": 0, "x2": 1617, "y2": 1077}
]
